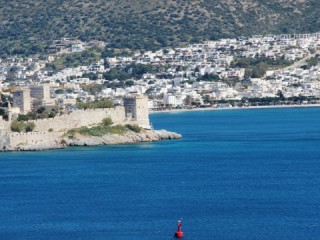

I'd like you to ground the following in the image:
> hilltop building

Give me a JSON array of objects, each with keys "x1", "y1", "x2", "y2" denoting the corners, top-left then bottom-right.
[{"x1": 71, "y1": 44, "x2": 84, "y2": 53}]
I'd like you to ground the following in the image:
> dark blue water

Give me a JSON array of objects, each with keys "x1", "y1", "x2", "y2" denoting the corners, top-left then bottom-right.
[{"x1": 1, "y1": 108, "x2": 320, "y2": 240}]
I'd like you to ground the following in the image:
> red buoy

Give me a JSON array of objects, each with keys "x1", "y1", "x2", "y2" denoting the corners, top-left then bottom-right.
[{"x1": 174, "y1": 219, "x2": 184, "y2": 238}]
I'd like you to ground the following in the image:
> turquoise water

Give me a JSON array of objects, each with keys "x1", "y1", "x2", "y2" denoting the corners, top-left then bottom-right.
[{"x1": 1, "y1": 108, "x2": 320, "y2": 240}]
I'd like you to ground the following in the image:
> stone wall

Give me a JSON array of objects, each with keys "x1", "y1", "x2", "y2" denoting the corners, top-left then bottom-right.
[
  {"x1": 9, "y1": 131, "x2": 62, "y2": 150},
  {"x1": 0, "y1": 120, "x2": 11, "y2": 135},
  {"x1": 0, "y1": 134, "x2": 10, "y2": 151},
  {"x1": 0, "y1": 100, "x2": 152, "y2": 150},
  {"x1": 30, "y1": 107, "x2": 127, "y2": 132}
]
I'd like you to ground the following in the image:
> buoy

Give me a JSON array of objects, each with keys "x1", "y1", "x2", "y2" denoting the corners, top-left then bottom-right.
[{"x1": 174, "y1": 219, "x2": 184, "y2": 238}]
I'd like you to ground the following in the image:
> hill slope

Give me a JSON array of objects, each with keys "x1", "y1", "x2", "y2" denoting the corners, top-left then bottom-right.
[{"x1": 0, "y1": 0, "x2": 319, "y2": 55}]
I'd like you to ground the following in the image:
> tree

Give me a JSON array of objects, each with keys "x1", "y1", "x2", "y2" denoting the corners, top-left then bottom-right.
[
  {"x1": 184, "y1": 96, "x2": 192, "y2": 106},
  {"x1": 11, "y1": 121, "x2": 25, "y2": 133},
  {"x1": 306, "y1": 55, "x2": 319, "y2": 69},
  {"x1": 203, "y1": 95, "x2": 212, "y2": 104},
  {"x1": 17, "y1": 115, "x2": 29, "y2": 121},
  {"x1": 25, "y1": 122, "x2": 36, "y2": 132},
  {"x1": 251, "y1": 62, "x2": 268, "y2": 78},
  {"x1": 276, "y1": 90, "x2": 285, "y2": 100},
  {"x1": 103, "y1": 69, "x2": 130, "y2": 81},
  {"x1": 37, "y1": 107, "x2": 46, "y2": 114},
  {"x1": 125, "y1": 80, "x2": 134, "y2": 86},
  {"x1": 82, "y1": 72, "x2": 98, "y2": 80},
  {"x1": 198, "y1": 73, "x2": 220, "y2": 81}
]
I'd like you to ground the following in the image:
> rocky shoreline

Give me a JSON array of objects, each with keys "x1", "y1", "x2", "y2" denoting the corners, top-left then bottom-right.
[{"x1": 11, "y1": 129, "x2": 182, "y2": 152}]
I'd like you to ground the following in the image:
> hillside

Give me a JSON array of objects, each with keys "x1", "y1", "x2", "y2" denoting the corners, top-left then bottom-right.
[{"x1": 0, "y1": 0, "x2": 319, "y2": 56}]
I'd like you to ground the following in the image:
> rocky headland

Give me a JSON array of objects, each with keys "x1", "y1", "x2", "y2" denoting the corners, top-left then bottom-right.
[
  {"x1": 7, "y1": 129, "x2": 182, "y2": 152},
  {"x1": 0, "y1": 100, "x2": 181, "y2": 152}
]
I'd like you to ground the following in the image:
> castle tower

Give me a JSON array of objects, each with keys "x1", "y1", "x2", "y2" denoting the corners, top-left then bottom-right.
[
  {"x1": 123, "y1": 95, "x2": 150, "y2": 129},
  {"x1": 13, "y1": 88, "x2": 31, "y2": 114},
  {"x1": 29, "y1": 84, "x2": 51, "y2": 101}
]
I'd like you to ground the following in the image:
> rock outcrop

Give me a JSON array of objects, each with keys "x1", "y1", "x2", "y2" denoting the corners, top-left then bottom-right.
[{"x1": 3, "y1": 129, "x2": 182, "y2": 151}]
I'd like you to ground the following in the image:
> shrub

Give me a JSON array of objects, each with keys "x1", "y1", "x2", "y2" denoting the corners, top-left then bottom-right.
[
  {"x1": 48, "y1": 128, "x2": 53, "y2": 132},
  {"x1": 126, "y1": 124, "x2": 142, "y2": 133},
  {"x1": 66, "y1": 123, "x2": 128, "y2": 137},
  {"x1": 10, "y1": 121, "x2": 25, "y2": 133},
  {"x1": 25, "y1": 122, "x2": 36, "y2": 132},
  {"x1": 108, "y1": 125, "x2": 127, "y2": 135},
  {"x1": 101, "y1": 117, "x2": 113, "y2": 126}
]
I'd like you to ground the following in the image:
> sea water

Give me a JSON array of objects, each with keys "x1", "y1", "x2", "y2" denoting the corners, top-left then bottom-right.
[{"x1": 1, "y1": 107, "x2": 320, "y2": 240}]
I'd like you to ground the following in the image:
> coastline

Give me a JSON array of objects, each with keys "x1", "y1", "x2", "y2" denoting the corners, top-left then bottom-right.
[
  {"x1": 1, "y1": 129, "x2": 182, "y2": 152},
  {"x1": 150, "y1": 104, "x2": 320, "y2": 114}
]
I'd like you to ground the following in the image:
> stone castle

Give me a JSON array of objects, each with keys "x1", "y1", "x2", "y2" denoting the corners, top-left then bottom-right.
[{"x1": 0, "y1": 95, "x2": 151, "y2": 150}]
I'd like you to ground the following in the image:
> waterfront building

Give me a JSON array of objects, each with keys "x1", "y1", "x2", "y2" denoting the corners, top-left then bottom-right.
[{"x1": 123, "y1": 95, "x2": 150, "y2": 129}]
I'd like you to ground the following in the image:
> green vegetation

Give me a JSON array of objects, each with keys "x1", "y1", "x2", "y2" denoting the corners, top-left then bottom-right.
[
  {"x1": 82, "y1": 72, "x2": 99, "y2": 80},
  {"x1": 304, "y1": 54, "x2": 320, "y2": 69},
  {"x1": 103, "y1": 69, "x2": 130, "y2": 81},
  {"x1": 81, "y1": 84, "x2": 105, "y2": 95},
  {"x1": 197, "y1": 73, "x2": 220, "y2": 81},
  {"x1": 66, "y1": 117, "x2": 142, "y2": 137},
  {"x1": 125, "y1": 124, "x2": 142, "y2": 133},
  {"x1": 0, "y1": 108, "x2": 8, "y2": 120},
  {"x1": 202, "y1": 95, "x2": 319, "y2": 107},
  {"x1": 11, "y1": 121, "x2": 36, "y2": 133},
  {"x1": 10, "y1": 121, "x2": 25, "y2": 133},
  {"x1": 231, "y1": 57, "x2": 293, "y2": 78},
  {"x1": 76, "y1": 98, "x2": 114, "y2": 109},
  {"x1": 17, "y1": 107, "x2": 59, "y2": 121},
  {"x1": 76, "y1": 125, "x2": 127, "y2": 136},
  {"x1": 25, "y1": 122, "x2": 36, "y2": 132},
  {"x1": 1, "y1": 1, "x2": 319, "y2": 56},
  {"x1": 103, "y1": 63, "x2": 159, "y2": 81},
  {"x1": 46, "y1": 47, "x2": 102, "y2": 71},
  {"x1": 101, "y1": 117, "x2": 113, "y2": 126}
]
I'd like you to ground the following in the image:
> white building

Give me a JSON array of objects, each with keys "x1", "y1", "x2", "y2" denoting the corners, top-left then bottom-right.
[{"x1": 71, "y1": 44, "x2": 84, "y2": 53}]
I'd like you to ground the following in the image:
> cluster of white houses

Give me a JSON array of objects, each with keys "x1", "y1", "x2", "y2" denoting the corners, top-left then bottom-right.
[{"x1": 1, "y1": 32, "x2": 320, "y2": 114}]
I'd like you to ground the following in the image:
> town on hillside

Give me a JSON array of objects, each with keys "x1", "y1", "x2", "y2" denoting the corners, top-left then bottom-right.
[{"x1": 1, "y1": 32, "x2": 320, "y2": 124}]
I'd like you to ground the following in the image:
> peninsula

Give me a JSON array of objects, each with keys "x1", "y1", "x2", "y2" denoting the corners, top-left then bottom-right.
[{"x1": 0, "y1": 95, "x2": 181, "y2": 151}]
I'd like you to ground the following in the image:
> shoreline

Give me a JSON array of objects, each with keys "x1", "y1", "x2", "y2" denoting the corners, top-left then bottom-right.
[
  {"x1": 150, "y1": 104, "x2": 320, "y2": 114},
  {"x1": 2, "y1": 129, "x2": 182, "y2": 152}
]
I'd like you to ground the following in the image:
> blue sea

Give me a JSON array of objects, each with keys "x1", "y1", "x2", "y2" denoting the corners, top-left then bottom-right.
[{"x1": 1, "y1": 107, "x2": 320, "y2": 240}]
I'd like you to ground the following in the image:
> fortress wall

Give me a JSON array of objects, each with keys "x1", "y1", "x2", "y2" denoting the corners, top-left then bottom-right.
[
  {"x1": 0, "y1": 135, "x2": 10, "y2": 151},
  {"x1": 31, "y1": 107, "x2": 127, "y2": 132},
  {"x1": 0, "y1": 106, "x2": 150, "y2": 149},
  {"x1": 6, "y1": 132, "x2": 61, "y2": 149},
  {"x1": 0, "y1": 120, "x2": 11, "y2": 135},
  {"x1": 0, "y1": 97, "x2": 151, "y2": 150},
  {"x1": 8, "y1": 131, "x2": 63, "y2": 149}
]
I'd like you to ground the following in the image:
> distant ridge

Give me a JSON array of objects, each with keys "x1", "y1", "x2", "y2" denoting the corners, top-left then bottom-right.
[{"x1": 0, "y1": 0, "x2": 319, "y2": 55}]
